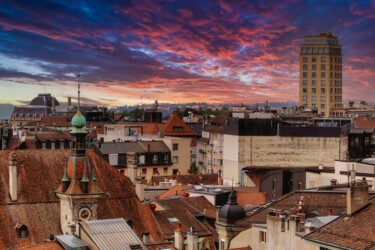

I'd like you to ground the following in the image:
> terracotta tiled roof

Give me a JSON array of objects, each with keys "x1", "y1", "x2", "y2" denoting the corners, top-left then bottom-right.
[
  {"x1": 151, "y1": 174, "x2": 219, "y2": 186},
  {"x1": 35, "y1": 132, "x2": 73, "y2": 142},
  {"x1": 161, "y1": 114, "x2": 195, "y2": 136},
  {"x1": 154, "y1": 209, "x2": 212, "y2": 239},
  {"x1": 156, "y1": 185, "x2": 192, "y2": 199},
  {"x1": 354, "y1": 116, "x2": 375, "y2": 129},
  {"x1": 21, "y1": 241, "x2": 63, "y2": 249},
  {"x1": 117, "y1": 122, "x2": 165, "y2": 135},
  {"x1": 0, "y1": 150, "x2": 165, "y2": 249},
  {"x1": 39, "y1": 117, "x2": 70, "y2": 127},
  {"x1": 235, "y1": 190, "x2": 349, "y2": 227},
  {"x1": 155, "y1": 196, "x2": 216, "y2": 219},
  {"x1": 235, "y1": 192, "x2": 273, "y2": 207},
  {"x1": 305, "y1": 197, "x2": 375, "y2": 249}
]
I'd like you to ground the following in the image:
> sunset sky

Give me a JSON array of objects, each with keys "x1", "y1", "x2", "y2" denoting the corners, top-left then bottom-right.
[{"x1": 0, "y1": 0, "x2": 375, "y2": 107}]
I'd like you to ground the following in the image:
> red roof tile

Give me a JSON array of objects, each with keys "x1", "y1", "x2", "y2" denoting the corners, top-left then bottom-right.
[
  {"x1": 236, "y1": 191, "x2": 349, "y2": 227},
  {"x1": 151, "y1": 174, "x2": 219, "y2": 186},
  {"x1": 0, "y1": 150, "x2": 165, "y2": 249},
  {"x1": 354, "y1": 116, "x2": 375, "y2": 129},
  {"x1": 161, "y1": 114, "x2": 195, "y2": 136},
  {"x1": 156, "y1": 185, "x2": 192, "y2": 199},
  {"x1": 305, "y1": 197, "x2": 375, "y2": 249}
]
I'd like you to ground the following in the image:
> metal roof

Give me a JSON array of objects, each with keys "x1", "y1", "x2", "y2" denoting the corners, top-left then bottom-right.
[
  {"x1": 56, "y1": 234, "x2": 88, "y2": 248},
  {"x1": 80, "y1": 218, "x2": 147, "y2": 250}
]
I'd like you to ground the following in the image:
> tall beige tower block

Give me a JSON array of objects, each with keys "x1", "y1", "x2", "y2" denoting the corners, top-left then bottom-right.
[{"x1": 299, "y1": 32, "x2": 343, "y2": 117}]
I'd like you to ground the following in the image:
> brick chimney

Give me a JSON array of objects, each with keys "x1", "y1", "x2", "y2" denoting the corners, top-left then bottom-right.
[
  {"x1": 174, "y1": 222, "x2": 183, "y2": 250},
  {"x1": 9, "y1": 153, "x2": 17, "y2": 202},
  {"x1": 347, "y1": 179, "x2": 369, "y2": 216},
  {"x1": 187, "y1": 226, "x2": 198, "y2": 250}
]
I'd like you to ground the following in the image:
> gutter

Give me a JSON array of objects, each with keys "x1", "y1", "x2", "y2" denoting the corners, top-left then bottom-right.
[{"x1": 303, "y1": 236, "x2": 355, "y2": 250}]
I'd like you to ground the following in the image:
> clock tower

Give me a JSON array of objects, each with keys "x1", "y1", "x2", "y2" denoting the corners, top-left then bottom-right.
[{"x1": 55, "y1": 75, "x2": 106, "y2": 234}]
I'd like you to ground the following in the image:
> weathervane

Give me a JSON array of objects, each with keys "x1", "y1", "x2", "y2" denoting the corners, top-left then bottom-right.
[{"x1": 77, "y1": 74, "x2": 81, "y2": 111}]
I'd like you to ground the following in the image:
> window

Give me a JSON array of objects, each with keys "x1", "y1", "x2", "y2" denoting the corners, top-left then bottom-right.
[
  {"x1": 69, "y1": 142, "x2": 73, "y2": 149},
  {"x1": 321, "y1": 72, "x2": 325, "y2": 77},
  {"x1": 259, "y1": 231, "x2": 266, "y2": 243},
  {"x1": 303, "y1": 80, "x2": 307, "y2": 86},
  {"x1": 321, "y1": 80, "x2": 325, "y2": 86},
  {"x1": 153, "y1": 154, "x2": 158, "y2": 162},
  {"x1": 139, "y1": 155, "x2": 145, "y2": 165},
  {"x1": 312, "y1": 57, "x2": 316, "y2": 62},
  {"x1": 321, "y1": 88, "x2": 325, "y2": 94},
  {"x1": 321, "y1": 57, "x2": 325, "y2": 62},
  {"x1": 312, "y1": 104, "x2": 316, "y2": 108},
  {"x1": 3, "y1": 129, "x2": 8, "y2": 136},
  {"x1": 312, "y1": 72, "x2": 316, "y2": 78},
  {"x1": 312, "y1": 80, "x2": 316, "y2": 86},
  {"x1": 142, "y1": 168, "x2": 147, "y2": 175},
  {"x1": 303, "y1": 96, "x2": 308, "y2": 101},
  {"x1": 220, "y1": 239, "x2": 225, "y2": 250},
  {"x1": 312, "y1": 96, "x2": 316, "y2": 101},
  {"x1": 167, "y1": 217, "x2": 179, "y2": 223},
  {"x1": 303, "y1": 65, "x2": 307, "y2": 70},
  {"x1": 60, "y1": 142, "x2": 64, "y2": 149},
  {"x1": 220, "y1": 159, "x2": 223, "y2": 166},
  {"x1": 303, "y1": 72, "x2": 307, "y2": 78},
  {"x1": 173, "y1": 169, "x2": 178, "y2": 175},
  {"x1": 173, "y1": 126, "x2": 183, "y2": 131},
  {"x1": 164, "y1": 154, "x2": 169, "y2": 161},
  {"x1": 303, "y1": 57, "x2": 307, "y2": 62},
  {"x1": 312, "y1": 64, "x2": 316, "y2": 70},
  {"x1": 163, "y1": 167, "x2": 168, "y2": 174},
  {"x1": 173, "y1": 143, "x2": 178, "y2": 151},
  {"x1": 153, "y1": 168, "x2": 158, "y2": 174},
  {"x1": 51, "y1": 142, "x2": 55, "y2": 149},
  {"x1": 321, "y1": 64, "x2": 325, "y2": 70},
  {"x1": 321, "y1": 104, "x2": 325, "y2": 108},
  {"x1": 42, "y1": 143, "x2": 46, "y2": 149},
  {"x1": 312, "y1": 88, "x2": 316, "y2": 93},
  {"x1": 303, "y1": 88, "x2": 307, "y2": 93},
  {"x1": 173, "y1": 156, "x2": 178, "y2": 163}
]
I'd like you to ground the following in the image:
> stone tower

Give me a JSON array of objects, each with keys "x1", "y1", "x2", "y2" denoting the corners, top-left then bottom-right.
[{"x1": 55, "y1": 75, "x2": 106, "y2": 234}]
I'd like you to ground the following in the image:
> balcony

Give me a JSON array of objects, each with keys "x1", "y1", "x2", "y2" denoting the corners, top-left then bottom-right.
[{"x1": 199, "y1": 149, "x2": 206, "y2": 154}]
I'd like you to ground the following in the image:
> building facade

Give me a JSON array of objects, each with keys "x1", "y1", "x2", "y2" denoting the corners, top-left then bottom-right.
[{"x1": 299, "y1": 32, "x2": 343, "y2": 117}]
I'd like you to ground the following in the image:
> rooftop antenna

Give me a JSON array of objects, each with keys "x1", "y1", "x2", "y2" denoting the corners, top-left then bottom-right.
[{"x1": 77, "y1": 74, "x2": 81, "y2": 111}]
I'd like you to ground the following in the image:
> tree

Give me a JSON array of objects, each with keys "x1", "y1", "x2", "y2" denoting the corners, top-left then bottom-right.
[{"x1": 190, "y1": 160, "x2": 199, "y2": 174}]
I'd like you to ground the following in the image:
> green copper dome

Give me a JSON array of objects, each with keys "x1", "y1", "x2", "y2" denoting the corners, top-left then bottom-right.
[{"x1": 72, "y1": 110, "x2": 86, "y2": 128}]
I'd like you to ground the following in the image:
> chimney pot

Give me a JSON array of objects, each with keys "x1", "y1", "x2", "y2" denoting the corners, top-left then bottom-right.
[{"x1": 329, "y1": 208, "x2": 333, "y2": 216}]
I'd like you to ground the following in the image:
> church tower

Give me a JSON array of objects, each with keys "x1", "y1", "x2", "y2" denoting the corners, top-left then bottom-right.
[{"x1": 55, "y1": 75, "x2": 106, "y2": 234}]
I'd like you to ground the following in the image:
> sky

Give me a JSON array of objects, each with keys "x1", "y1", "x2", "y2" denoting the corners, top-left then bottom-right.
[{"x1": 0, "y1": 0, "x2": 375, "y2": 107}]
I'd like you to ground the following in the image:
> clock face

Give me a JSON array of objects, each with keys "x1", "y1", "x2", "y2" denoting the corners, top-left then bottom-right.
[{"x1": 79, "y1": 207, "x2": 92, "y2": 221}]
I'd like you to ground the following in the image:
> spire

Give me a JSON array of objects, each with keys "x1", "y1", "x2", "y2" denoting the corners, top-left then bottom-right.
[{"x1": 71, "y1": 74, "x2": 87, "y2": 133}]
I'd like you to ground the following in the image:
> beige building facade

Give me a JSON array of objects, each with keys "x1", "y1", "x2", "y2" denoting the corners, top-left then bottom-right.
[
  {"x1": 299, "y1": 32, "x2": 343, "y2": 117},
  {"x1": 223, "y1": 135, "x2": 348, "y2": 186}
]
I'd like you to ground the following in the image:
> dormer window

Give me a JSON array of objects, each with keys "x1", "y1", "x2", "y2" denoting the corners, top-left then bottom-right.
[
  {"x1": 173, "y1": 126, "x2": 183, "y2": 131},
  {"x1": 15, "y1": 223, "x2": 28, "y2": 238}
]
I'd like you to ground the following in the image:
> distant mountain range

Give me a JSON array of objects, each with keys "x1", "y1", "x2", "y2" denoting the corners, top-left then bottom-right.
[{"x1": 0, "y1": 104, "x2": 14, "y2": 120}]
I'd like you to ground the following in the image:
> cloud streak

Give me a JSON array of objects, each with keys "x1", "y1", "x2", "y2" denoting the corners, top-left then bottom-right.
[{"x1": 0, "y1": 0, "x2": 374, "y2": 106}]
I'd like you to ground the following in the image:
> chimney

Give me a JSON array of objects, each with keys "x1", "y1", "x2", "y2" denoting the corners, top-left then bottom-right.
[
  {"x1": 329, "y1": 208, "x2": 333, "y2": 216},
  {"x1": 142, "y1": 232, "x2": 150, "y2": 245},
  {"x1": 52, "y1": 97, "x2": 56, "y2": 112},
  {"x1": 347, "y1": 179, "x2": 369, "y2": 216},
  {"x1": 9, "y1": 153, "x2": 17, "y2": 202},
  {"x1": 68, "y1": 97, "x2": 71, "y2": 107},
  {"x1": 297, "y1": 196, "x2": 305, "y2": 224},
  {"x1": 149, "y1": 204, "x2": 156, "y2": 215},
  {"x1": 218, "y1": 176, "x2": 223, "y2": 185},
  {"x1": 330, "y1": 179, "x2": 337, "y2": 186},
  {"x1": 135, "y1": 177, "x2": 145, "y2": 201},
  {"x1": 126, "y1": 153, "x2": 138, "y2": 185},
  {"x1": 187, "y1": 226, "x2": 198, "y2": 250},
  {"x1": 174, "y1": 222, "x2": 183, "y2": 250},
  {"x1": 350, "y1": 164, "x2": 356, "y2": 183}
]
